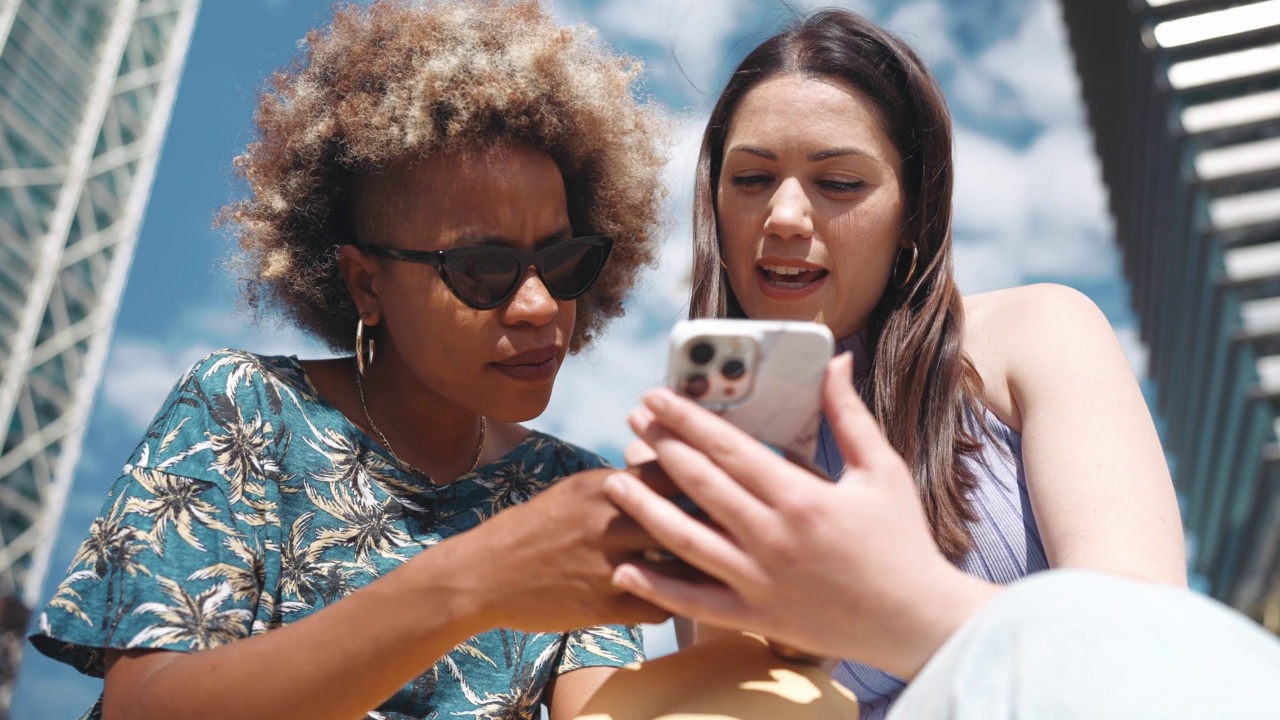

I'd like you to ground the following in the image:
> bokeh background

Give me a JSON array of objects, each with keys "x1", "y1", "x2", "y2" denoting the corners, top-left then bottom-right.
[{"x1": 10, "y1": 0, "x2": 1152, "y2": 715}]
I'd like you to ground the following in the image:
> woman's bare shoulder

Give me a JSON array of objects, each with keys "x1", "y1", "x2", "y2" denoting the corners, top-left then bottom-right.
[
  {"x1": 963, "y1": 283, "x2": 1105, "y2": 351},
  {"x1": 961, "y1": 283, "x2": 1109, "y2": 430}
]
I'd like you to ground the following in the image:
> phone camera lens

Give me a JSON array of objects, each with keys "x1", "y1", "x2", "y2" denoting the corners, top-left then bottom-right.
[
  {"x1": 721, "y1": 358, "x2": 746, "y2": 380},
  {"x1": 683, "y1": 374, "x2": 710, "y2": 398},
  {"x1": 689, "y1": 341, "x2": 715, "y2": 365}
]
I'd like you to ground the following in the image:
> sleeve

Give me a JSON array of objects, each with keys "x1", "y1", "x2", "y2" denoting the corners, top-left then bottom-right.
[
  {"x1": 553, "y1": 624, "x2": 646, "y2": 674},
  {"x1": 29, "y1": 352, "x2": 268, "y2": 678}
]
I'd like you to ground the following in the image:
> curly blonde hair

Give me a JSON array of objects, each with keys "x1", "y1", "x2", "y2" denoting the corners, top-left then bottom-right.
[{"x1": 221, "y1": 0, "x2": 667, "y2": 353}]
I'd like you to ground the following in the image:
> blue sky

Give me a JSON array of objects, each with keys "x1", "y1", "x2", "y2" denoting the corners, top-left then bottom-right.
[{"x1": 12, "y1": 0, "x2": 1142, "y2": 716}]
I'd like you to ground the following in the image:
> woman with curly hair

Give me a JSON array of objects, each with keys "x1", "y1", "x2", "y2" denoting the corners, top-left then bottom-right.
[{"x1": 30, "y1": 2, "x2": 670, "y2": 718}]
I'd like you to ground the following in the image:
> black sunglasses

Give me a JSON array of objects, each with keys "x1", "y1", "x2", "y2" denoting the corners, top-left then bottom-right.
[{"x1": 349, "y1": 236, "x2": 613, "y2": 310}]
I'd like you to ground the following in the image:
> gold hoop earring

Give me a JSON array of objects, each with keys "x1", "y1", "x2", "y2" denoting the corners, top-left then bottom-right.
[
  {"x1": 355, "y1": 318, "x2": 376, "y2": 376},
  {"x1": 894, "y1": 244, "x2": 919, "y2": 289}
]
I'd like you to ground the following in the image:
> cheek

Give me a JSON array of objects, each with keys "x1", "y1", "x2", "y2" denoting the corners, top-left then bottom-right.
[
  {"x1": 389, "y1": 281, "x2": 477, "y2": 355},
  {"x1": 557, "y1": 300, "x2": 576, "y2": 338},
  {"x1": 716, "y1": 201, "x2": 756, "y2": 265},
  {"x1": 827, "y1": 193, "x2": 902, "y2": 260}
]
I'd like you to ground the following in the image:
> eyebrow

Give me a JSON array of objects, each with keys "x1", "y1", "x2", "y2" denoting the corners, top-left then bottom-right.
[
  {"x1": 727, "y1": 144, "x2": 875, "y2": 163},
  {"x1": 453, "y1": 224, "x2": 574, "y2": 248}
]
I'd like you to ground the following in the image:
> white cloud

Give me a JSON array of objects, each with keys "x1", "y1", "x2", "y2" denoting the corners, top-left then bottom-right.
[
  {"x1": 103, "y1": 341, "x2": 218, "y2": 431},
  {"x1": 952, "y1": 122, "x2": 1115, "y2": 285},
  {"x1": 953, "y1": 241, "x2": 1025, "y2": 295},
  {"x1": 643, "y1": 619, "x2": 679, "y2": 659},
  {"x1": 884, "y1": 0, "x2": 961, "y2": 67},
  {"x1": 973, "y1": 0, "x2": 1082, "y2": 126},
  {"x1": 591, "y1": 0, "x2": 746, "y2": 101},
  {"x1": 102, "y1": 303, "x2": 330, "y2": 434},
  {"x1": 785, "y1": 0, "x2": 875, "y2": 15},
  {"x1": 1114, "y1": 325, "x2": 1151, "y2": 379}
]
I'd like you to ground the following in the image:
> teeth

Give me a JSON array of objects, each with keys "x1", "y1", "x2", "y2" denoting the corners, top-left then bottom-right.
[{"x1": 761, "y1": 264, "x2": 812, "y2": 276}]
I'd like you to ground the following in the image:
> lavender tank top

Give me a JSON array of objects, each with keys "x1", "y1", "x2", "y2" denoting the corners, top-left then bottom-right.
[{"x1": 814, "y1": 332, "x2": 1050, "y2": 719}]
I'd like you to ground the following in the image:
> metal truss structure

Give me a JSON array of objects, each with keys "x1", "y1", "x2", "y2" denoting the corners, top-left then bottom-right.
[
  {"x1": 0, "y1": 0, "x2": 200, "y2": 710},
  {"x1": 1060, "y1": 0, "x2": 1280, "y2": 626}
]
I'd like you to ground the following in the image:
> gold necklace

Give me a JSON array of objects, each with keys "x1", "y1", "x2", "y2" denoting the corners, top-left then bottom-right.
[{"x1": 354, "y1": 362, "x2": 487, "y2": 476}]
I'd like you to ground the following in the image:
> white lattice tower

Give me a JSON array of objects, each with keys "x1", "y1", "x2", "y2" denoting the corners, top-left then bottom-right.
[{"x1": 0, "y1": 0, "x2": 200, "y2": 654}]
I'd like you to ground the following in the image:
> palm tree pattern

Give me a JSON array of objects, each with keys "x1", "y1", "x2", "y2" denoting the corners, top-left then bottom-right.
[{"x1": 30, "y1": 350, "x2": 645, "y2": 720}]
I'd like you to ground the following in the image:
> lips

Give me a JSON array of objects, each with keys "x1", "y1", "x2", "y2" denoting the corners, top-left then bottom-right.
[
  {"x1": 491, "y1": 345, "x2": 560, "y2": 382},
  {"x1": 756, "y1": 261, "x2": 828, "y2": 297}
]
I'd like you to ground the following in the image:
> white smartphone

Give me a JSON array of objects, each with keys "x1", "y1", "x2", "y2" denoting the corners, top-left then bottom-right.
[{"x1": 666, "y1": 318, "x2": 834, "y2": 458}]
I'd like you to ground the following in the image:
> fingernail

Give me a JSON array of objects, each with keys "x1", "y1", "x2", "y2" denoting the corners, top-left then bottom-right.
[
  {"x1": 645, "y1": 388, "x2": 672, "y2": 411},
  {"x1": 835, "y1": 351, "x2": 854, "y2": 374},
  {"x1": 611, "y1": 564, "x2": 637, "y2": 589}
]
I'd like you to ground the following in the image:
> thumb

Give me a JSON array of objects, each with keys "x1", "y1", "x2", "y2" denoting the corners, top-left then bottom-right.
[{"x1": 823, "y1": 352, "x2": 896, "y2": 472}]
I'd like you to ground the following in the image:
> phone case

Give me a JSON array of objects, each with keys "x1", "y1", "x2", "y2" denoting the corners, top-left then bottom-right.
[{"x1": 667, "y1": 319, "x2": 834, "y2": 458}]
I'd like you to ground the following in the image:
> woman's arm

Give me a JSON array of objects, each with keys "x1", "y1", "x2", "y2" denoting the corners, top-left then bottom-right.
[
  {"x1": 605, "y1": 354, "x2": 999, "y2": 679},
  {"x1": 544, "y1": 666, "x2": 617, "y2": 719},
  {"x1": 103, "y1": 469, "x2": 668, "y2": 720},
  {"x1": 979, "y1": 284, "x2": 1186, "y2": 585},
  {"x1": 104, "y1": 537, "x2": 488, "y2": 720}
]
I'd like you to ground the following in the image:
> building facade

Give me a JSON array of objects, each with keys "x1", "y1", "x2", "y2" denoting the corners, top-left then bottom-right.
[
  {"x1": 1059, "y1": 0, "x2": 1280, "y2": 624},
  {"x1": 0, "y1": 0, "x2": 200, "y2": 711}
]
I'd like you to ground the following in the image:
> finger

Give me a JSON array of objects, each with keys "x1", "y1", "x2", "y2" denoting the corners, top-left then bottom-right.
[
  {"x1": 822, "y1": 352, "x2": 899, "y2": 471},
  {"x1": 608, "y1": 592, "x2": 674, "y2": 626},
  {"x1": 601, "y1": 512, "x2": 668, "y2": 554},
  {"x1": 611, "y1": 562, "x2": 752, "y2": 631},
  {"x1": 623, "y1": 438, "x2": 658, "y2": 467},
  {"x1": 628, "y1": 406, "x2": 775, "y2": 538},
  {"x1": 625, "y1": 459, "x2": 680, "y2": 498},
  {"x1": 604, "y1": 472, "x2": 759, "y2": 586},
  {"x1": 640, "y1": 388, "x2": 826, "y2": 508}
]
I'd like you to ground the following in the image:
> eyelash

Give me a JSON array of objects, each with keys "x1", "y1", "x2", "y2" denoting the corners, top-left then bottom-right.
[
  {"x1": 820, "y1": 180, "x2": 864, "y2": 193},
  {"x1": 728, "y1": 175, "x2": 865, "y2": 194}
]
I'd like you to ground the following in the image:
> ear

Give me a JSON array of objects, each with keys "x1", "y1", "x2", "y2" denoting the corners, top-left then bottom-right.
[{"x1": 338, "y1": 245, "x2": 383, "y2": 326}]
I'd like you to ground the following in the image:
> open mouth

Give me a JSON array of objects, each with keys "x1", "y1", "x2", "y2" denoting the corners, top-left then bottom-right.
[{"x1": 758, "y1": 263, "x2": 828, "y2": 290}]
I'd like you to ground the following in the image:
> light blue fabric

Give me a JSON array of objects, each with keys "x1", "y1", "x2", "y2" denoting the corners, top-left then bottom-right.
[
  {"x1": 31, "y1": 349, "x2": 644, "y2": 720},
  {"x1": 890, "y1": 569, "x2": 1280, "y2": 719}
]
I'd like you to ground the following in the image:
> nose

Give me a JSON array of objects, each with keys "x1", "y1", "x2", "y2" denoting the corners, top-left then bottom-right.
[
  {"x1": 763, "y1": 177, "x2": 814, "y2": 240},
  {"x1": 501, "y1": 266, "x2": 559, "y2": 326}
]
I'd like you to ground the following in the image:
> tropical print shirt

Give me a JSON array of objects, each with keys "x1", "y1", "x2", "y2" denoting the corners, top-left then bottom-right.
[{"x1": 30, "y1": 349, "x2": 644, "y2": 720}]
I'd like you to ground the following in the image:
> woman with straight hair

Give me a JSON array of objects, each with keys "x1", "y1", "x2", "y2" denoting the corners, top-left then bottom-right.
[{"x1": 607, "y1": 8, "x2": 1189, "y2": 718}]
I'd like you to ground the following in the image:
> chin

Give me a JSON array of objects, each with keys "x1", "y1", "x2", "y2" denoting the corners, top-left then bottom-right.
[
  {"x1": 485, "y1": 390, "x2": 555, "y2": 424},
  {"x1": 745, "y1": 301, "x2": 825, "y2": 324}
]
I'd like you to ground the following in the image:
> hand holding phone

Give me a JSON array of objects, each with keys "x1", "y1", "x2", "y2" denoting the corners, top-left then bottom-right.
[{"x1": 649, "y1": 319, "x2": 838, "y2": 664}]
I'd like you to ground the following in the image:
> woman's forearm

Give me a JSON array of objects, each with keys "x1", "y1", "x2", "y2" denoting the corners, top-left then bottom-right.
[
  {"x1": 104, "y1": 537, "x2": 495, "y2": 720},
  {"x1": 102, "y1": 466, "x2": 665, "y2": 720},
  {"x1": 881, "y1": 563, "x2": 1002, "y2": 680}
]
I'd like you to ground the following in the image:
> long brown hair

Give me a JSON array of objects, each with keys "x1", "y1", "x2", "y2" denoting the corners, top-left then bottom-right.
[{"x1": 689, "y1": 9, "x2": 988, "y2": 560}]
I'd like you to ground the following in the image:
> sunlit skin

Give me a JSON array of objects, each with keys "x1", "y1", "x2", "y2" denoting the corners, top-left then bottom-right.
[
  {"x1": 308, "y1": 144, "x2": 577, "y2": 482},
  {"x1": 717, "y1": 75, "x2": 907, "y2": 339}
]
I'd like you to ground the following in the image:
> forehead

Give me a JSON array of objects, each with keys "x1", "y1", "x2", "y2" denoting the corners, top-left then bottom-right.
[
  {"x1": 357, "y1": 144, "x2": 570, "y2": 246},
  {"x1": 725, "y1": 75, "x2": 898, "y2": 159}
]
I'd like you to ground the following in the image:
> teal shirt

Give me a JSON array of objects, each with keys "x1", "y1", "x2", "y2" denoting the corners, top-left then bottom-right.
[{"x1": 31, "y1": 349, "x2": 644, "y2": 719}]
